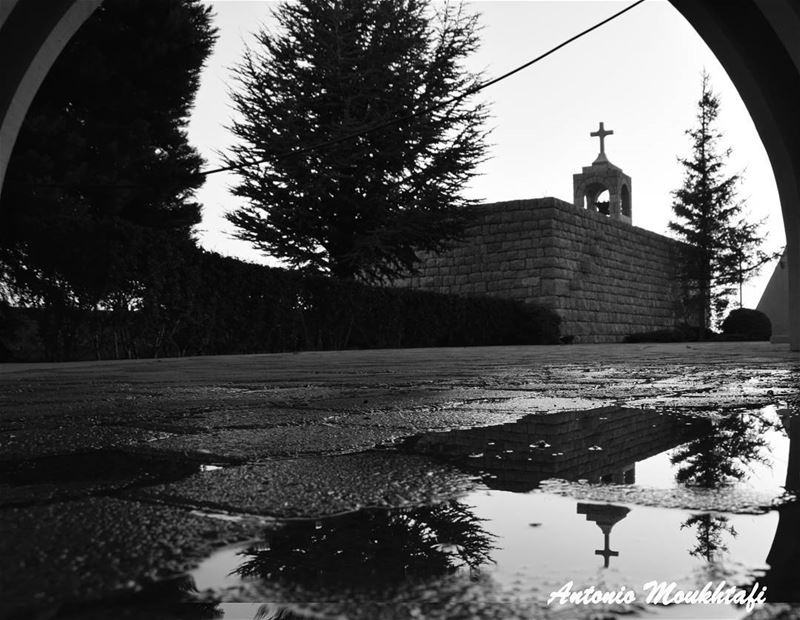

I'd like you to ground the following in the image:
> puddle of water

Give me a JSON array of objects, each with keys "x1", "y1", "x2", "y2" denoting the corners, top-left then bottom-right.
[
  {"x1": 468, "y1": 490, "x2": 775, "y2": 593},
  {"x1": 216, "y1": 603, "x2": 323, "y2": 620},
  {"x1": 147, "y1": 405, "x2": 800, "y2": 619},
  {"x1": 633, "y1": 425, "x2": 789, "y2": 495},
  {"x1": 182, "y1": 491, "x2": 785, "y2": 618},
  {"x1": 402, "y1": 405, "x2": 706, "y2": 491},
  {"x1": 193, "y1": 544, "x2": 255, "y2": 591},
  {"x1": 404, "y1": 405, "x2": 794, "y2": 506},
  {"x1": 200, "y1": 464, "x2": 224, "y2": 472}
]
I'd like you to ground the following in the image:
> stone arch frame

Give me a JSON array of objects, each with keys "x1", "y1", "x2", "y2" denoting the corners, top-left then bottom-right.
[
  {"x1": 0, "y1": 0, "x2": 103, "y2": 200},
  {"x1": 0, "y1": 0, "x2": 798, "y2": 349}
]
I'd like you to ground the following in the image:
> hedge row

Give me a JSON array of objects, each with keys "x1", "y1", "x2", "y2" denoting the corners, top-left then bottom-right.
[
  {"x1": 2, "y1": 251, "x2": 561, "y2": 361},
  {"x1": 624, "y1": 324, "x2": 713, "y2": 343}
]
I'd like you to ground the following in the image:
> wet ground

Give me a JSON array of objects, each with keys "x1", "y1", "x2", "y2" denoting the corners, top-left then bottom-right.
[{"x1": 1, "y1": 341, "x2": 799, "y2": 619}]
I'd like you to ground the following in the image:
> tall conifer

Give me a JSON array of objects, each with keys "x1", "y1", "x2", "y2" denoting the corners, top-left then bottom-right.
[
  {"x1": 670, "y1": 72, "x2": 770, "y2": 333},
  {"x1": 225, "y1": 0, "x2": 488, "y2": 282}
]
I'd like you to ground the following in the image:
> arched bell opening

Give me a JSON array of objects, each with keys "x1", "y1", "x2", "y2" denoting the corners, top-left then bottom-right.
[
  {"x1": 584, "y1": 182, "x2": 611, "y2": 216},
  {"x1": 620, "y1": 184, "x2": 631, "y2": 218}
]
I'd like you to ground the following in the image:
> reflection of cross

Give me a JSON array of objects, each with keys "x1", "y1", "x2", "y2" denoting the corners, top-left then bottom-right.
[
  {"x1": 595, "y1": 525, "x2": 619, "y2": 568},
  {"x1": 577, "y1": 503, "x2": 630, "y2": 569},
  {"x1": 590, "y1": 122, "x2": 614, "y2": 162}
]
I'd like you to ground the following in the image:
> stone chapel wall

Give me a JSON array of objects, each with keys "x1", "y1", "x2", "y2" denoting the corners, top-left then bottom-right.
[{"x1": 398, "y1": 197, "x2": 687, "y2": 343}]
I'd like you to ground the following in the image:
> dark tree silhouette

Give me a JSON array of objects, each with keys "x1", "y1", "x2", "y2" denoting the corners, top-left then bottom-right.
[
  {"x1": 225, "y1": 0, "x2": 488, "y2": 282},
  {"x1": 0, "y1": 0, "x2": 216, "y2": 359},
  {"x1": 669, "y1": 72, "x2": 772, "y2": 334},
  {"x1": 236, "y1": 501, "x2": 494, "y2": 589}
]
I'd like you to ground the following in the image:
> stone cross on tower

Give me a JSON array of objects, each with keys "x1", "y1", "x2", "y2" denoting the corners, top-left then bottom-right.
[{"x1": 590, "y1": 122, "x2": 614, "y2": 164}]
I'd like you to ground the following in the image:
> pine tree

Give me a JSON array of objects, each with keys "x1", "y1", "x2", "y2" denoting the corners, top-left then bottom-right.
[
  {"x1": 0, "y1": 0, "x2": 216, "y2": 358},
  {"x1": 669, "y1": 72, "x2": 771, "y2": 333},
  {"x1": 225, "y1": 0, "x2": 488, "y2": 282}
]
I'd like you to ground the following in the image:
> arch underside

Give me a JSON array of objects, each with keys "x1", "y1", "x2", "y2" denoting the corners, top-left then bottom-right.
[{"x1": 0, "y1": 0, "x2": 103, "y2": 200}]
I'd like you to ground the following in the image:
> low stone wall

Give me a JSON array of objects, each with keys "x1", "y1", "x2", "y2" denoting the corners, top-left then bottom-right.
[{"x1": 398, "y1": 197, "x2": 687, "y2": 343}]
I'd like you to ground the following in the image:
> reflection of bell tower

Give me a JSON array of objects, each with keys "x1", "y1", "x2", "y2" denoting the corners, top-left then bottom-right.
[
  {"x1": 573, "y1": 122, "x2": 632, "y2": 224},
  {"x1": 577, "y1": 503, "x2": 631, "y2": 568}
]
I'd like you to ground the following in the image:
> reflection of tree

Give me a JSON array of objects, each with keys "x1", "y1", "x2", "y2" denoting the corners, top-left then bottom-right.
[
  {"x1": 86, "y1": 574, "x2": 225, "y2": 619},
  {"x1": 681, "y1": 513, "x2": 737, "y2": 563},
  {"x1": 670, "y1": 410, "x2": 778, "y2": 488},
  {"x1": 237, "y1": 501, "x2": 494, "y2": 589}
]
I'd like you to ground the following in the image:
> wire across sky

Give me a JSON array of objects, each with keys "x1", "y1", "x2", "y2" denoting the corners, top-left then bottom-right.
[{"x1": 200, "y1": 0, "x2": 647, "y2": 177}]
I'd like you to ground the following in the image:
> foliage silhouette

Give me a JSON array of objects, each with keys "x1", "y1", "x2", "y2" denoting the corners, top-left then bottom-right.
[
  {"x1": 0, "y1": 0, "x2": 216, "y2": 359},
  {"x1": 681, "y1": 513, "x2": 738, "y2": 564},
  {"x1": 3, "y1": 249, "x2": 560, "y2": 360},
  {"x1": 225, "y1": 0, "x2": 488, "y2": 282},
  {"x1": 236, "y1": 501, "x2": 495, "y2": 590},
  {"x1": 669, "y1": 72, "x2": 773, "y2": 334}
]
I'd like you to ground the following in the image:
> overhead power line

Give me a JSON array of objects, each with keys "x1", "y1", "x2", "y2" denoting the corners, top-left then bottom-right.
[
  {"x1": 201, "y1": 0, "x2": 647, "y2": 178},
  {"x1": 12, "y1": 0, "x2": 646, "y2": 191}
]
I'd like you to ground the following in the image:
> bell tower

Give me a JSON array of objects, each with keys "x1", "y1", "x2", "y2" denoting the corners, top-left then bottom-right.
[{"x1": 573, "y1": 122, "x2": 632, "y2": 224}]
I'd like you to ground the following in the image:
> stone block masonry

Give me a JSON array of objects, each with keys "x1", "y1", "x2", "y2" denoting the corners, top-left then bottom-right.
[{"x1": 397, "y1": 197, "x2": 687, "y2": 343}]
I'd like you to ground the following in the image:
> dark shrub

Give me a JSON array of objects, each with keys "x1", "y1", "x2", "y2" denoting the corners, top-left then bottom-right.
[{"x1": 721, "y1": 308, "x2": 771, "y2": 341}]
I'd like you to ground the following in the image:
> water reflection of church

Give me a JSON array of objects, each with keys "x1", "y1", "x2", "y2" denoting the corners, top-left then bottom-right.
[
  {"x1": 407, "y1": 405, "x2": 700, "y2": 491},
  {"x1": 408, "y1": 404, "x2": 800, "y2": 577},
  {"x1": 407, "y1": 405, "x2": 702, "y2": 568}
]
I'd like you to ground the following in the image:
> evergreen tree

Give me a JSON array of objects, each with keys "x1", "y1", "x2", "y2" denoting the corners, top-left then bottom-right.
[
  {"x1": 669, "y1": 72, "x2": 771, "y2": 333},
  {"x1": 225, "y1": 0, "x2": 488, "y2": 282},
  {"x1": 0, "y1": 0, "x2": 216, "y2": 358}
]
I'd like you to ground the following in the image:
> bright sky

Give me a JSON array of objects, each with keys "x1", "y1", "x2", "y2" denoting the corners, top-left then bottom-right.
[{"x1": 187, "y1": 0, "x2": 786, "y2": 308}]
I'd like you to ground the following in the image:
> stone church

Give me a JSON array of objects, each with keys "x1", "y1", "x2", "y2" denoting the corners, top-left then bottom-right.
[{"x1": 399, "y1": 123, "x2": 687, "y2": 343}]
